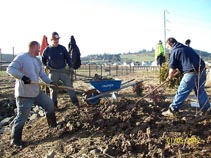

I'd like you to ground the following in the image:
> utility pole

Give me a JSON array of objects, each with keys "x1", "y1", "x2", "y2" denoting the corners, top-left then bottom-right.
[
  {"x1": 164, "y1": 10, "x2": 170, "y2": 56},
  {"x1": 12, "y1": 46, "x2": 15, "y2": 59},
  {"x1": 164, "y1": 10, "x2": 166, "y2": 53},
  {"x1": 0, "y1": 48, "x2": 2, "y2": 71}
]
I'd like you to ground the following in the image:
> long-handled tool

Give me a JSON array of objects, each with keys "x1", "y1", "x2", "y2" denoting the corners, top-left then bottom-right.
[
  {"x1": 134, "y1": 79, "x2": 169, "y2": 107},
  {"x1": 31, "y1": 81, "x2": 83, "y2": 92},
  {"x1": 188, "y1": 115, "x2": 211, "y2": 124},
  {"x1": 86, "y1": 80, "x2": 143, "y2": 102},
  {"x1": 134, "y1": 70, "x2": 181, "y2": 107},
  {"x1": 47, "y1": 67, "x2": 99, "y2": 79}
]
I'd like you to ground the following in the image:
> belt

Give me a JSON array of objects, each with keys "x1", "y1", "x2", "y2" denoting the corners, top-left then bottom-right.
[{"x1": 184, "y1": 69, "x2": 196, "y2": 74}]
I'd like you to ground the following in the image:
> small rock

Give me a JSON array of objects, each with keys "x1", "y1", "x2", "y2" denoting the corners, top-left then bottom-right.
[
  {"x1": 90, "y1": 148, "x2": 101, "y2": 155},
  {"x1": 181, "y1": 117, "x2": 187, "y2": 121},
  {"x1": 33, "y1": 106, "x2": 40, "y2": 113},
  {"x1": 146, "y1": 127, "x2": 151, "y2": 138},
  {"x1": 136, "y1": 122, "x2": 141, "y2": 126},
  {"x1": 29, "y1": 113, "x2": 38, "y2": 120},
  {"x1": 143, "y1": 116, "x2": 153, "y2": 123},
  {"x1": 44, "y1": 150, "x2": 56, "y2": 158},
  {"x1": 38, "y1": 110, "x2": 45, "y2": 117},
  {"x1": 0, "y1": 116, "x2": 14, "y2": 128},
  {"x1": 66, "y1": 122, "x2": 74, "y2": 131}
]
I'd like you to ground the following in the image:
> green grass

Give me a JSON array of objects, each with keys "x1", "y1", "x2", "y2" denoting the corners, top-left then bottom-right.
[
  {"x1": 120, "y1": 53, "x2": 154, "y2": 62},
  {"x1": 0, "y1": 71, "x2": 7, "y2": 77}
]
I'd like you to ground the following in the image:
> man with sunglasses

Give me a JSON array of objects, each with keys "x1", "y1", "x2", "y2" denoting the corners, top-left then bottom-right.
[{"x1": 42, "y1": 32, "x2": 79, "y2": 108}]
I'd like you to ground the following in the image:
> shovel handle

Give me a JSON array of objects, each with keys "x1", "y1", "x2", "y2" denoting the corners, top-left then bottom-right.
[
  {"x1": 134, "y1": 70, "x2": 180, "y2": 107},
  {"x1": 134, "y1": 80, "x2": 169, "y2": 106},
  {"x1": 31, "y1": 81, "x2": 83, "y2": 92}
]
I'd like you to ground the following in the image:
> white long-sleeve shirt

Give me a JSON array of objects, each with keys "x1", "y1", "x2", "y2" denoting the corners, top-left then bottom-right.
[{"x1": 7, "y1": 53, "x2": 52, "y2": 97}]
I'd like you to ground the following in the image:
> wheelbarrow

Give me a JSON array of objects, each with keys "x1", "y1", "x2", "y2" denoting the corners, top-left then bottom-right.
[{"x1": 83, "y1": 79, "x2": 142, "y2": 105}]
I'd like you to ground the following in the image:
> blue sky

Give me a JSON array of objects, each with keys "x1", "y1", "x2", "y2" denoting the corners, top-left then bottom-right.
[{"x1": 0, "y1": 0, "x2": 211, "y2": 56}]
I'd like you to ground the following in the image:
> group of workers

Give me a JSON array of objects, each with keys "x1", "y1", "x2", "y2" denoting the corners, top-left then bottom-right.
[{"x1": 6, "y1": 33, "x2": 210, "y2": 148}]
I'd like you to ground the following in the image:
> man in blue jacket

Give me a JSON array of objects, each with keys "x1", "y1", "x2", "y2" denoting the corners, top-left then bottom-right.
[
  {"x1": 42, "y1": 32, "x2": 79, "y2": 108},
  {"x1": 162, "y1": 37, "x2": 210, "y2": 117}
]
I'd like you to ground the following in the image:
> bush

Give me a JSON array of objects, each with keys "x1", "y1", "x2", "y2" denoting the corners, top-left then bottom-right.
[
  {"x1": 133, "y1": 81, "x2": 144, "y2": 96},
  {"x1": 159, "y1": 62, "x2": 182, "y2": 88}
]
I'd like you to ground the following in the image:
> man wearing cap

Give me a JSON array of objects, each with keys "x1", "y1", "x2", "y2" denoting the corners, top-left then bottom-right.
[
  {"x1": 185, "y1": 39, "x2": 191, "y2": 47},
  {"x1": 42, "y1": 32, "x2": 79, "y2": 108}
]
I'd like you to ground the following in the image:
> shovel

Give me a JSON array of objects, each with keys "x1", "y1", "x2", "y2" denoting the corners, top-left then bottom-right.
[
  {"x1": 134, "y1": 79, "x2": 169, "y2": 106},
  {"x1": 31, "y1": 81, "x2": 83, "y2": 92},
  {"x1": 134, "y1": 70, "x2": 181, "y2": 107}
]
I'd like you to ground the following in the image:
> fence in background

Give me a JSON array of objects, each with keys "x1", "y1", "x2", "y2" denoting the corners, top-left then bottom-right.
[
  {"x1": 74, "y1": 64, "x2": 159, "y2": 79},
  {"x1": 0, "y1": 62, "x2": 160, "y2": 78},
  {"x1": 0, "y1": 62, "x2": 10, "y2": 72}
]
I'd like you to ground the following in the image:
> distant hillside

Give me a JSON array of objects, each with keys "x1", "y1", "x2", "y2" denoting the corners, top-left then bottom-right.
[
  {"x1": 82, "y1": 49, "x2": 211, "y2": 63},
  {"x1": 195, "y1": 49, "x2": 211, "y2": 61},
  {"x1": 1, "y1": 49, "x2": 211, "y2": 64}
]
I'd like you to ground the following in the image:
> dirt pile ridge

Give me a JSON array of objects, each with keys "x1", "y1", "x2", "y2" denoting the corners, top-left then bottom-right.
[
  {"x1": 1, "y1": 95, "x2": 211, "y2": 158},
  {"x1": 1, "y1": 73, "x2": 211, "y2": 158}
]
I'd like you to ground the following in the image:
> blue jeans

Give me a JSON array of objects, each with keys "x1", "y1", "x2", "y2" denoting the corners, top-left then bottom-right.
[
  {"x1": 169, "y1": 70, "x2": 210, "y2": 111},
  {"x1": 12, "y1": 91, "x2": 54, "y2": 135}
]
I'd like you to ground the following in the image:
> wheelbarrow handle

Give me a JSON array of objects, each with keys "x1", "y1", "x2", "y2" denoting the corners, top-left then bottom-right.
[
  {"x1": 86, "y1": 80, "x2": 143, "y2": 101},
  {"x1": 121, "y1": 79, "x2": 135, "y2": 86}
]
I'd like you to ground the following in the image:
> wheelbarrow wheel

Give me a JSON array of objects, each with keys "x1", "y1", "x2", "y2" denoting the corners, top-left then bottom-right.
[{"x1": 83, "y1": 89, "x2": 100, "y2": 105}]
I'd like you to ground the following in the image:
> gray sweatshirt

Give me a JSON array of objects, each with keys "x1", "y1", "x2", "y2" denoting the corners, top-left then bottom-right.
[{"x1": 7, "y1": 53, "x2": 52, "y2": 98}]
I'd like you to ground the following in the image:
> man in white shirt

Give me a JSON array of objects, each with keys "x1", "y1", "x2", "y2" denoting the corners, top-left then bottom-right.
[{"x1": 7, "y1": 41, "x2": 57, "y2": 148}]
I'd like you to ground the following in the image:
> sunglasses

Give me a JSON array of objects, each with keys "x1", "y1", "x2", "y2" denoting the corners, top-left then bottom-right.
[{"x1": 52, "y1": 38, "x2": 60, "y2": 41}]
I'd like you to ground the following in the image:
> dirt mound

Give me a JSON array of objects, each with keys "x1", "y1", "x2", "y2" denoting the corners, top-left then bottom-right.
[
  {"x1": 1, "y1": 72, "x2": 211, "y2": 158},
  {"x1": 1, "y1": 96, "x2": 211, "y2": 158}
]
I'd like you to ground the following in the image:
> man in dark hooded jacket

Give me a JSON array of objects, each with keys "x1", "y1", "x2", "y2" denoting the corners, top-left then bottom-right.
[{"x1": 162, "y1": 37, "x2": 210, "y2": 117}]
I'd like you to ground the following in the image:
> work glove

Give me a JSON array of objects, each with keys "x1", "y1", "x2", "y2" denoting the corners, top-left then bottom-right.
[
  {"x1": 69, "y1": 67, "x2": 74, "y2": 74},
  {"x1": 50, "y1": 81, "x2": 58, "y2": 88},
  {"x1": 22, "y1": 76, "x2": 31, "y2": 84},
  {"x1": 44, "y1": 65, "x2": 50, "y2": 73},
  {"x1": 44, "y1": 65, "x2": 50, "y2": 70}
]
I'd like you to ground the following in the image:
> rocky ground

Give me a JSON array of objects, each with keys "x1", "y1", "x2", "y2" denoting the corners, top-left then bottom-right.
[{"x1": 1, "y1": 71, "x2": 211, "y2": 158}]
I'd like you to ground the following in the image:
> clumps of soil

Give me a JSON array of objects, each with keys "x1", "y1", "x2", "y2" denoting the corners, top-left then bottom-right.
[
  {"x1": 1, "y1": 96, "x2": 211, "y2": 158},
  {"x1": 0, "y1": 98, "x2": 16, "y2": 120}
]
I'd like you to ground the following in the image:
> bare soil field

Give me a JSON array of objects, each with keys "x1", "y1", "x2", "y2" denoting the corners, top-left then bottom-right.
[{"x1": 1, "y1": 70, "x2": 211, "y2": 158}]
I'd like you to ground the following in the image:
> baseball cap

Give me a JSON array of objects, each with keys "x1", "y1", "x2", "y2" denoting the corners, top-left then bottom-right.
[{"x1": 51, "y1": 32, "x2": 60, "y2": 39}]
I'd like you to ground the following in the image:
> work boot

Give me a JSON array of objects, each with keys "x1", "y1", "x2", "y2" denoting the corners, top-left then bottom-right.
[
  {"x1": 162, "y1": 108, "x2": 178, "y2": 117},
  {"x1": 46, "y1": 112, "x2": 57, "y2": 128},
  {"x1": 10, "y1": 128, "x2": 25, "y2": 148},
  {"x1": 205, "y1": 107, "x2": 211, "y2": 116},
  {"x1": 54, "y1": 100, "x2": 58, "y2": 109},
  {"x1": 71, "y1": 97, "x2": 79, "y2": 106}
]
